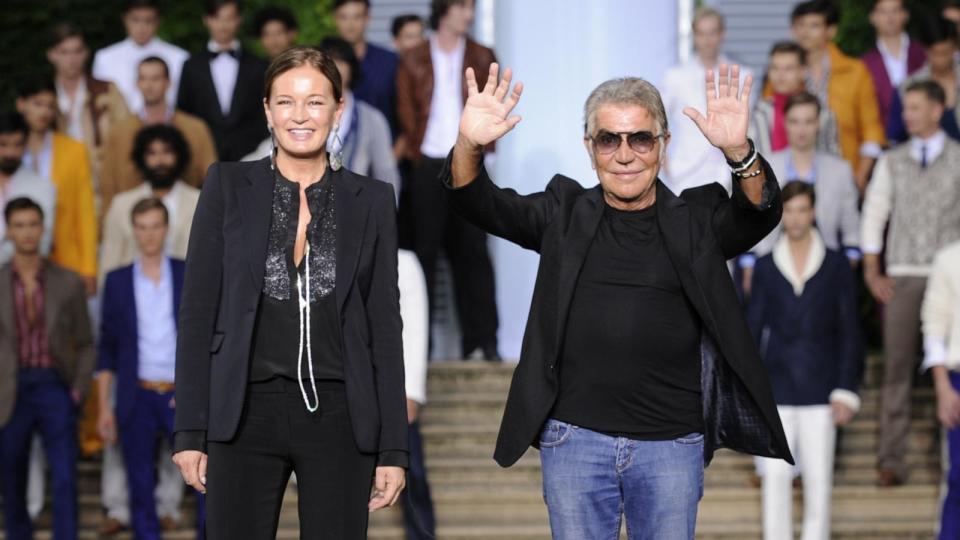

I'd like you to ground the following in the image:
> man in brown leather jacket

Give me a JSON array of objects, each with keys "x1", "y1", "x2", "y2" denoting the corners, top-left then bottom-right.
[{"x1": 396, "y1": 0, "x2": 501, "y2": 361}]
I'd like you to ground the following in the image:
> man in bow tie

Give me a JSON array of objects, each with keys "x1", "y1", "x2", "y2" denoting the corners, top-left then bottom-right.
[{"x1": 176, "y1": 0, "x2": 267, "y2": 161}]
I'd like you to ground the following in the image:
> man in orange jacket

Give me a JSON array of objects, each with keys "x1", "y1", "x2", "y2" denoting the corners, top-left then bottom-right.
[{"x1": 791, "y1": 0, "x2": 886, "y2": 193}]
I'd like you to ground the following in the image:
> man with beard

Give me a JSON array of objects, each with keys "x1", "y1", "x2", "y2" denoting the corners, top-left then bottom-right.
[
  {"x1": 0, "y1": 112, "x2": 55, "y2": 264},
  {"x1": 100, "y1": 56, "x2": 217, "y2": 216},
  {"x1": 96, "y1": 124, "x2": 198, "y2": 534},
  {"x1": 99, "y1": 125, "x2": 199, "y2": 281}
]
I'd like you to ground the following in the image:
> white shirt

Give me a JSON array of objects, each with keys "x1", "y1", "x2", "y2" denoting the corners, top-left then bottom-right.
[
  {"x1": 21, "y1": 132, "x2": 54, "y2": 182},
  {"x1": 877, "y1": 34, "x2": 911, "y2": 87},
  {"x1": 133, "y1": 257, "x2": 177, "y2": 382},
  {"x1": 56, "y1": 78, "x2": 87, "y2": 141},
  {"x1": 661, "y1": 55, "x2": 755, "y2": 196},
  {"x1": 420, "y1": 36, "x2": 466, "y2": 159},
  {"x1": 92, "y1": 37, "x2": 189, "y2": 112},
  {"x1": 207, "y1": 39, "x2": 241, "y2": 116}
]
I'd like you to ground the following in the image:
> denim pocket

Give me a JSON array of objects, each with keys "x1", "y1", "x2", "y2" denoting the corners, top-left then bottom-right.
[
  {"x1": 539, "y1": 419, "x2": 573, "y2": 448},
  {"x1": 673, "y1": 432, "x2": 704, "y2": 446}
]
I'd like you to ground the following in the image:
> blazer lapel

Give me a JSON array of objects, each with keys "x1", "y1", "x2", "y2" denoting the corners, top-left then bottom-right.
[
  {"x1": 334, "y1": 171, "x2": 369, "y2": 314},
  {"x1": 0, "y1": 266, "x2": 13, "y2": 352},
  {"x1": 236, "y1": 159, "x2": 274, "y2": 291},
  {"x1": 42, "y1": 266, "x2": 60, "y2": 342},
  {"x1": 225, "y1": 52, "x2": 250, "y2": 124},
  {"x1": 654, "y1": 181, "x2": 707, "y2": 322},
  {"x1": 123, "y1": 267, "x2": 138, "y2": 343},
  {"x1": 173, "y1": 186, "x2": 192, "y2": 251},
  {"x1": 553, "y1": 187, "x2": 604, "y2": 356},
  {"x1": 201, "y1": 58, "x2": 226, "y2": 122}
]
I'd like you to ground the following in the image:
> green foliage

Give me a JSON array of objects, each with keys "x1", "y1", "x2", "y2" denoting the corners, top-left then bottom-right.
[
  {"x1": 834, "y1": 0, "x2": 942, "y2": 56},
  {"x1": 0, "y1": 0, "x2": 335, "y2": 109},
  {"x1": 160, "y1": 0, "x2": 336, "y2": 57}
]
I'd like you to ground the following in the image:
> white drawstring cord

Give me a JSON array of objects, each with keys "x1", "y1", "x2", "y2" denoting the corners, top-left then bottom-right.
[{"x1": 296, "y1": 243, "x2": 320, "y2": 412}]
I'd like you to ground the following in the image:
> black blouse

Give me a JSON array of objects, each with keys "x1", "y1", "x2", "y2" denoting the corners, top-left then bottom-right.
[{"x1": 249, "y1": 170, "x2": 344, "y2": 383}]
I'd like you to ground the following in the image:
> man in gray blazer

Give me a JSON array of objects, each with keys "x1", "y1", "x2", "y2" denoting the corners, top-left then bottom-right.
[
  {"x1": 740, "y1": 92, "x2": 861, "y2": 294},
  {"x1": 0, "y1": 197, "x2": 95, "y2": 540}
]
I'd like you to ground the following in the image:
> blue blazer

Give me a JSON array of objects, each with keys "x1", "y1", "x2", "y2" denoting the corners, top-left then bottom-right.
[
  {"x1": 746, "y1": 250, "x2": 863, "y2": 406},
  {"x1": 98, "y1": 259, "x2": 184, "y2": 427}
]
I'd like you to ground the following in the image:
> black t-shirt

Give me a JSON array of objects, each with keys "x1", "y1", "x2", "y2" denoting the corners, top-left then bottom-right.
[
  {"x1": 551, "y1": 202, "x2": 704, "y2": 439},
  {"x1": 250, "y1": 172, "x2": 344, "y2": 382}
]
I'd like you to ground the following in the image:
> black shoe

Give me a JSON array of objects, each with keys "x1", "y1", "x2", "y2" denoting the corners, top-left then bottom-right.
[
  {"x1": 482, "y1": 344, "x2": 501, "y2": 362},
  {"x1": 464, "y1": 344, "x2": 501, "y2": 362}
]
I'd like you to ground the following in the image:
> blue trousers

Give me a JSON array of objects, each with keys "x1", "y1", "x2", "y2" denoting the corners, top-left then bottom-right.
[
  {"x1": 539, "y1": 419, "x2": 704, "y2": 540},
  {"x1": 118, "y1": 386, "x2": 205, "y2": 540},
  {"x1": 0, "y1": 369, "x2": 78, "y2": 540},
  {"x1": 401, "y1": 421, "x2": 436, "y2": 540},
  {"x1": 941, "y1": 372, "x2": 960, "y2": 540}
]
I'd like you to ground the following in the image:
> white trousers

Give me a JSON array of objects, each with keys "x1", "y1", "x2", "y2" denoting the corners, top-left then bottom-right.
[{"x1": 761, "y1": 404, "x2": 835, "y2": 540}]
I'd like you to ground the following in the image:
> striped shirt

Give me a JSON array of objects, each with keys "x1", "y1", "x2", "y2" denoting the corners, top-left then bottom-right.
[{"x1": 11, "y1": 265, "x2": 53, "y2": 369}]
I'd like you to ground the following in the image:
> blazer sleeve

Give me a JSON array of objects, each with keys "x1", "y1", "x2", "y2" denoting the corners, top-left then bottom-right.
[
  {"x1": 885, "y1": 91, "x2": 908, "y2": 144},
  {"x1": 367, "y1": 108, "x2": 402, "y2": 200},
  {"x1": 192, "y1": 121, "x2": 218, "y2": 187},
  {"x1": 98, "y1": 200, "x2": 126, "y2": 287},
  {"x1": 745, "y1": 259, "x2": 769, "y2": 349},
  {"x1": 857, "y1": 66, "x2": 887, "y2": 149},
  {"x1": 395, "y1": 58, "x2": 417, "y2": 159},
  {"x1": 74, "y1": 148, "x2": 98, "y2": 278},
  {"x1": 176, "y1": 60, "x2": 195, "y2": 115},
  {"x1": 835, "y1": 256, "x2": 864, "y2": 394},
  {"x1": 173, "y1": 163, "x2": 225, "y2": 453},
  {"x1": 366, "y1": 182, "x2": 409, "y2": 468},
  {"x1": 694, "y1": 156, "x2": 783, "y2": 260},
  {"x1": 69, "y1": 272, "x2": 96, "y2": 396},
  {"x1": 97, "y1": 272, "x2": 120, "y2": 373},
  {"x1": 440, "y1": 154, "x2": 560, "y2": 252},
  {"x1": 836, "y1": 160, "x2": 861, "y2": 254}
]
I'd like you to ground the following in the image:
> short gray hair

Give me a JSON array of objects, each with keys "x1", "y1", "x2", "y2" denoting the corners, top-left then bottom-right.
[
  {"x1": 693, "y1": 6, "x2": 725, "y2": 32},
  {"x1": 583, "y1": 77, "x2": 668, "y2": 137}
]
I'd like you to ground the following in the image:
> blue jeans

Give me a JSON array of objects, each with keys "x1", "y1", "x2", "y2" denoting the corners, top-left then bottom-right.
[{"x1": 539, "y1": 419, "x2": 704, "y2": 540}]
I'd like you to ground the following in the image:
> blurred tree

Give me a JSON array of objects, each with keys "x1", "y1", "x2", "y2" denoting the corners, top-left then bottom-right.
[
  {"x1": 0, "y1": 0, "x2": 334, "y2": 109},
  {"x1": 835, "y1": 0, "x2": 943, "y2": 56}
]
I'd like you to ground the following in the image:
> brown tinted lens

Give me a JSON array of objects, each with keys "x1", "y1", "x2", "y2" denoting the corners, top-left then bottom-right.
[
  {"x1": 594, "y1": 131, "x2": 622, "y2": 154},
  {"x1": 627, "y1": 131, "x2": 657, "y2": 153}
]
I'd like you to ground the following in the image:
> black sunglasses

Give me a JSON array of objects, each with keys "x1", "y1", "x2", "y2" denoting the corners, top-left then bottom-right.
[{"x1": 588, "y1": 130, "x2": 665, "y2": 155}]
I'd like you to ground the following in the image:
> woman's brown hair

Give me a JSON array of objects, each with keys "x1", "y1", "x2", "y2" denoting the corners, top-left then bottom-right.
[{"x1": 263, "y1": 45, "x2": 343, "y2": 102}]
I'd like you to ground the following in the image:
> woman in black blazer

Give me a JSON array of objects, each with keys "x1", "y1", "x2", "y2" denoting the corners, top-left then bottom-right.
[{"x1": 172, "y1": 46, "x2": 407, "y2": 539}]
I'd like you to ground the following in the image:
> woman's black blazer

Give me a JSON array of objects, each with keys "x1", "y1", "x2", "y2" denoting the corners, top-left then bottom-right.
[{"x1": 173, "y1": 157, "x2": 408, "y2": 468}]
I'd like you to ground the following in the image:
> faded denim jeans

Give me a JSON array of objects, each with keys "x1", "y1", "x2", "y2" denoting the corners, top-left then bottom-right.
[{"x1": 539, "y1": 418, "x2": 704, "y2": 540}]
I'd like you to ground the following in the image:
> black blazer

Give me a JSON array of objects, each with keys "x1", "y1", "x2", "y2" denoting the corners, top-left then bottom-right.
[
  {"x1": 173, "y1": 158, "x2": 408, "y2": 468},
  {"x1": 176, "y1": 49, "x2": 268, "y2": 161},
  {"x1": 442, "y1": 156, "x2": 795, "y2": 468}
]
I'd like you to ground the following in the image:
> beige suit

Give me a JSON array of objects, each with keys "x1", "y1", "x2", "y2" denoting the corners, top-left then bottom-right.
[
  {"x1": 0, "y1": 262, "x2": 95, "y2": 427},
  {"x1": 98, "y1": 181, "x2": 199, "y2": 284},
  {"x1": 99, "y1": 110, "x2": 216, "y2": 215}
]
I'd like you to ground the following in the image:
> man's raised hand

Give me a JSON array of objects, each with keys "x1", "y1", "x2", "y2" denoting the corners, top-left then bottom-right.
[
  {"x1": 459, "y1": 63, "x2": 523, "y2": 149},
  {"x1": 682, "y1": 64, "x2": 753, "y2": 158}
]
